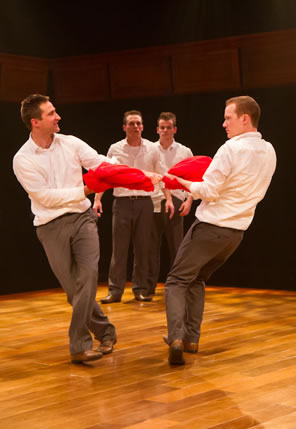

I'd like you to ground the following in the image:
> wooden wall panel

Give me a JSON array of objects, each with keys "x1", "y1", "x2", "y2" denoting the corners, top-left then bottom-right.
[
  {"x1": 172, "y1": 48, "x2": 241, "y2": 94},
  {"x1": 241, "y1": 36, "x2": 296, "y2": 88},
  {"x1": 52, "y1": 61, "x2": 109, "y2": 103},
  {"x1": 0, "y1": 55, "x2": 48, "y2": 102},
  {"x1": 109, "y1": 56, "x2": 172, "y2": 99},
  {"x1": 1, "y1": 29, "x2": 296, "y2": 103}
]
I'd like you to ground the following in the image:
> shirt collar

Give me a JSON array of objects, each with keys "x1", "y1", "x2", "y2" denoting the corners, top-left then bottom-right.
[
  {"x1": 230, "y1": 131, "x2": 262, "y2": 143},
  {"x1": 157, "y1": 139, "x2": 176, "y2": 151},
  {"x1": 28, "y1": 133, "x2": 59, "y2": 153},
  {"x1": 124, "y1": 137, "x2": 148, "y2": 151}
]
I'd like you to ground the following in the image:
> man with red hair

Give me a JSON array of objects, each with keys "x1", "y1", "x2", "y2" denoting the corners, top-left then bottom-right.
[{"x1": 164, "y1": 96, "x2": 276, "y2": 365}]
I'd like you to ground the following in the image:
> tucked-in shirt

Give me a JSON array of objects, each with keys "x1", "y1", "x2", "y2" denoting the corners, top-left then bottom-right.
[
  {"x1": 107, "y1": 138, "x2": 165, "y2": 197},
  {"x1": 152, "y1": 140, "x2": 193, "y2": 212},
  {"x1": 190, "y1": 132, "x2": 276, "y2": 231},
  {"x1": 13, "y1": 133, "x2": 114, "y2": 226}
]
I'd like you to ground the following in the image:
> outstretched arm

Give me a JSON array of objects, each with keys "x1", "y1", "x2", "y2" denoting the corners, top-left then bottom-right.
[
  {"x1": 164, "y1": 173, "x2": 192, "y2": 192},
  {"x1": 142, "y1": 170, "x2": 163, "y2": 185}
]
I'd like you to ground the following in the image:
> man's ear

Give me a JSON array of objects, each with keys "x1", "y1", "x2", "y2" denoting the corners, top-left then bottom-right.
[
  {"x1": 122, "y1": 124, "x2": 126, "y2": 132},
  {"x1": 31, "y1": 118, "x2": 40, "y2": 128},
  {"x1": 242, "y1": 114, "x2": 250, "y2": 125}
]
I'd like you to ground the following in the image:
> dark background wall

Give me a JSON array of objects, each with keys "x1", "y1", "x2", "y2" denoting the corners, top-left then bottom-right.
[
  {"x1": 2, "y1": 0, "x2": 296, "y2": 58},
  {"x1": 1, "y1": 1, "x2": 295, "y2": 294}
]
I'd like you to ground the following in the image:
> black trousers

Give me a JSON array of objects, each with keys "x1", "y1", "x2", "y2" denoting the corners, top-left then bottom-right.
[{"x1": 165, "y1": 219, "x2": 244, "y2": 344}]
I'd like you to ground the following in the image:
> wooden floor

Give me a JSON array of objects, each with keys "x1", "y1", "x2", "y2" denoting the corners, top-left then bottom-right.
[{"x1": 1, "y1": 285, "x2": 296, "y2": 429}]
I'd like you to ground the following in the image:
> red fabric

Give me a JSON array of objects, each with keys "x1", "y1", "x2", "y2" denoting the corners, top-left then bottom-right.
[
  {"x1": 163, "y1": 155, "x2": 212, "y2": 191},
  {"x1": 83, "y1": 162, "x2": 154, "y2": 192}
]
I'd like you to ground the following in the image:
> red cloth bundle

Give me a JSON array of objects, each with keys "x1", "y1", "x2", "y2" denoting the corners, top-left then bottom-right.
[
  {"x1": 83, "y1": 162, "x2": 154, "y2": 192},
  {"x1": 163, "y1": 155, "x2": 212, "y2": 191}
]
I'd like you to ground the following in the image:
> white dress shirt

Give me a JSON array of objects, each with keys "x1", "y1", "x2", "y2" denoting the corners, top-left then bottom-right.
[
  {"x1": 13, "y1": 133, "x2": 114, "y2": 226},
  {"x1": 190, "y1": 132, "x2": 276, "y2": 230},
  {"x1": 107, "y1": 138, "x2": 165, "y2": 197},
  {"x1": 152, "y1": 140, "x2": 193, "y2": 212}
]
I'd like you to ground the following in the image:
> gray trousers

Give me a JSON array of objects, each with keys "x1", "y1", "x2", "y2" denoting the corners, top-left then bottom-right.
[
  {"x1": 36, "y1": 208, "x2": 116, "y2": 354},
  {"x1": 165, "y1": 219, "x2": 244, "y2": 344},
  {"x1": 108, "y1": 196, "x2": 154, "y2": 297},
  {"x1": 147, "y1": 196, "x2": 184, "y2": 294}
]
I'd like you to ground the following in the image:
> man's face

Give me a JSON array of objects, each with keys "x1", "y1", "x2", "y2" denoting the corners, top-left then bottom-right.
[
  {"x1": 223, "y1": 103, "x2": 245, "y2": 139},
  {"x1": 34, "y1": 101, "x2": 61, "y2": 133},
  {"x1": 157, "y1": 119, "x2": 176, "y2": 141},
  {"x1": 123, "y1": 115, "x2": 143, "y2": 139}
]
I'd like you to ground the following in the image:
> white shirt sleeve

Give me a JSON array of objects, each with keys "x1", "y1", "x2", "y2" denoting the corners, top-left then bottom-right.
[
  {"x1": 13, "y1": 154, "x2": 86, "y2": 208},
  {"x1": 74, "y1": 136, "x2": 117, "y2": 169},
  {"x1": 190, "y1": 144, "x2": 232, "y2": 201}
]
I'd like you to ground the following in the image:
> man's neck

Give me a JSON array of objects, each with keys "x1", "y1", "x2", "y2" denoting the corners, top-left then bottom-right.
[
  {"x1": 159, "y1": 138, "x2": 174, "y2": 150},
  {"x1": 126, "y1": 136, "x2": 141, "y2": 147},
  {"x1": 31, "y1": 131, "x2": 54, "y2": 149}
]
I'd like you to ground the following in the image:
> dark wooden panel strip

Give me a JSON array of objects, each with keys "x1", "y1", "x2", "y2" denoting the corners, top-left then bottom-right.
[
  {"x1": 172, "y1": 48, "x2": 241, "y2": 94},
  {"x1": 109, "y1": 55, "x2": 172, "y2": 99}
]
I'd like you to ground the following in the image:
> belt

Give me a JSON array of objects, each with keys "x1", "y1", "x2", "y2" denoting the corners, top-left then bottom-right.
[{"x1": 116, "y1": 196, "x2": 151, "y2": 200}]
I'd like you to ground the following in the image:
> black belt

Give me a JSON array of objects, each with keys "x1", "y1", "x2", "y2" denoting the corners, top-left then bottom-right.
[{"x1": 116, "y1": 196, "x2": 151, "y2": 200}]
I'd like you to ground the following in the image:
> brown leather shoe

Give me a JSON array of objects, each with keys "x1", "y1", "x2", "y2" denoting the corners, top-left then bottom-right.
[
  {"x1": 134, "y1": 293, "x2": 152, "y2": 302},
  {"x1": 101, "y1": 294, "x2": 121, "y2": 304},
  {"x1": 169, "y1": 339, "x2": 184, "y2": 365},
  {"x1": 184, "y1": 341, "x2": 199, "y2": 354},
  {"x1": 97, "y1": 339, "x2": 116, "y2": 355},
  {"x1": 71, "y1": 349, "x2": 103, "y2": 364},
  {"x1": 163, "y1": 335, "x2": 198, "y2": 354}
]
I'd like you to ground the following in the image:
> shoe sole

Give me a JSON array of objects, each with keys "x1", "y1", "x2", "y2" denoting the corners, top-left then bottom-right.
[
  {"x1": 169, "y1": 347, "x2": 185, "y2": 365},
  {"x1": 101, "y1": 299, "x2": 121, "y2": 304},
  {"x1": 99, "y1": 347, "x2": 113, "y2": 355},
  {"x1": 71, "y1": 354, "x2": 103, "y2": 364}
]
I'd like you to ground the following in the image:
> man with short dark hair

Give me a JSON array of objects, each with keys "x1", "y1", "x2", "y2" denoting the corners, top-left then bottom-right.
[
  {"x1": 164, "y1": 96, "x2": 276, "y2": 365},
  {"x1": 13, "y1": 94, "x2": 119, "y2": 364},
  {"x1": 95, "y1": 110, "x2": 166, "y2": 303},
  {"x1": 147, "y1": 112, "x2": 193, "y2": 295}
]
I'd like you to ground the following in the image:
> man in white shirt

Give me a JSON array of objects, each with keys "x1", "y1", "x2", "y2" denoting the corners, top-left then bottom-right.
[
  {"x1": 148, "y1": 112, "x2": 193, "y2": 296},
  {"x1": 94, "y1": 110, "x2": 166, "y2": 303},
  {"x1": 163, "y1": 96, "x2": 276, "y2": 365},
  {"x1": 13, "y1": 94, "x2": 119, "y2": 364}
]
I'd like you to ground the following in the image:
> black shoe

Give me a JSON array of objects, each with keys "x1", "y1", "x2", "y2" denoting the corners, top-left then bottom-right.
[
  {"x1": 101, "y1": 294, "x2": 121, "y2": 304},
  {"x1": 169, "y1": 339, "x2": 185, "y2": 365},
  {"x1": 134, "y1": 293, "x2": 152, "y2": 302}
]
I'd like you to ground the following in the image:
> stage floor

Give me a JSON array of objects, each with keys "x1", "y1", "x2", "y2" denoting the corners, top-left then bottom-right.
[{"x1": 1, "y1": 284, "x2": 296, "y2": 428}]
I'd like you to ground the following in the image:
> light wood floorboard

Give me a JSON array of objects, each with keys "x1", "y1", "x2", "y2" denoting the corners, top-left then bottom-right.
[{"x1": 0, "y1": 284, "x2": 296, "y2": 428}]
